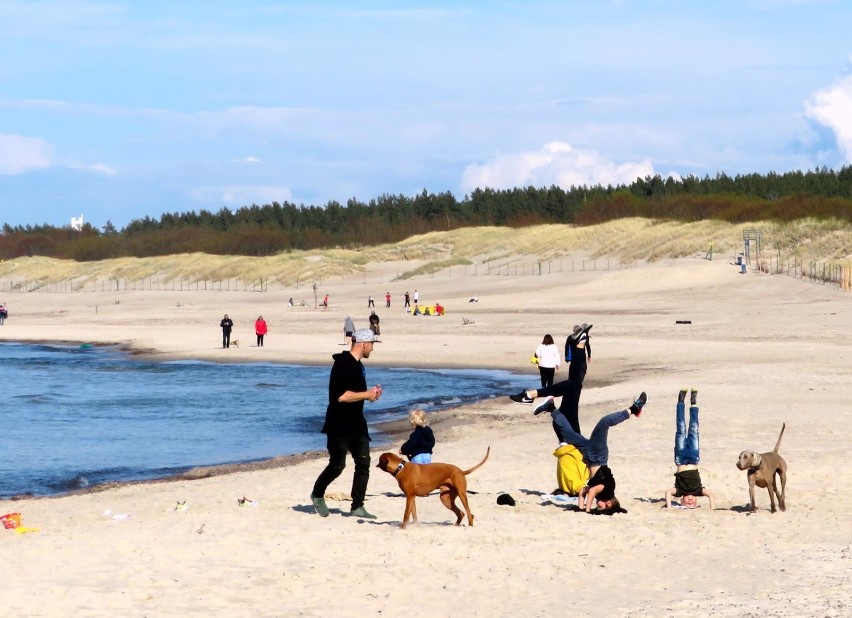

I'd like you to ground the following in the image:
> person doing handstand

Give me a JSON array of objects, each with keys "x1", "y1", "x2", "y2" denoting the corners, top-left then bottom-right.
[
  {"x1": 520, "y1": 391, "x2": 647, "y2": 513},
  {"x1": 665, "y1": 389, "x2": 716, "y2": 509},
  {"x1": 511, "y1": 323, "x2": 592, "y2": 437},
  {"x1": 565, "y1": 323, "x2": 592, "y2": 385}
]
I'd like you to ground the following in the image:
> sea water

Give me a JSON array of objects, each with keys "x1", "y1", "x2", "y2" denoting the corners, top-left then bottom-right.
[{"x1": 0, "y1": 342, "x2": 524, "y2": 498}]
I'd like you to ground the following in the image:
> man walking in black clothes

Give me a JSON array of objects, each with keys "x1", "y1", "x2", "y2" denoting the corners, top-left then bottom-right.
[{"x1": 311, "y1": 328, "x2": 383, "y2": 519}]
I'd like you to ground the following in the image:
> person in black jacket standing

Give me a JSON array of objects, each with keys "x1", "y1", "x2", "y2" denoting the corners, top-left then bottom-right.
[
  {"x1": 220, "y1": 314, "x2": 234, "y2": 348},
  {"x1": 311, "y1": 328, "x2": 383, "y2": 519},
  {"x1": 400, "y1": 408, "x2": 435, "y2": 463}
]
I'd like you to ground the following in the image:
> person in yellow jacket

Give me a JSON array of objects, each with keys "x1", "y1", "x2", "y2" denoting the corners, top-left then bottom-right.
[{"x1": 553, "y1": 443, "x2": 589, "y2": 496}]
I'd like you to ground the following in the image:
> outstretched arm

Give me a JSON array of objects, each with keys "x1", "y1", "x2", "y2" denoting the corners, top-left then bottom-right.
[{"x1": 665, "y1": 487, "x2": 677, "y2": 508}]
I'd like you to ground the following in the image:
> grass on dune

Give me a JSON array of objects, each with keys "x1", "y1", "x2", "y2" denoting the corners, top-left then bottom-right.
[{"x1": 1, "y1": 218, "x2": 849, "y2": 286}]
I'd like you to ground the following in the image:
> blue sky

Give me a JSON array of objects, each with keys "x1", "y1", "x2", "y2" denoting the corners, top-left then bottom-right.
[{"x1": 2, "y1": 1, "x2": 851, "y2": 229}]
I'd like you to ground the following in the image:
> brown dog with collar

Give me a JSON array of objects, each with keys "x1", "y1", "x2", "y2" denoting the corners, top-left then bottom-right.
[
  {"x1": 736, "y1": 423, "x2": 787, "y2": 513},
  {"x1": 376, "y1": 447, "x2": 489, "y2": 528}
]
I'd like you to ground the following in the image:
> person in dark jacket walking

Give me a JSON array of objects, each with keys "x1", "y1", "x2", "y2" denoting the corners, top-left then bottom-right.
[{"x1": 311, "y1": 328, "x2": 383, "y2": 519}]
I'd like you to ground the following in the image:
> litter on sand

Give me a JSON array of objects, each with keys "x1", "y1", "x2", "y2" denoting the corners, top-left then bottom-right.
[
  {"x1": 540, "y1": 494, "x2": 579, "y2": 506},
  {"x1": 174, "y1": 500, "x2": 190, "y2": 512},
  {"x1": 1, "y1": 512, "x2": 22, "y2": 529},
  {"x1": 2, "y1": 512, "x2": 40, "y2": 533},
  {"x1": 237, "y1": 497, "x2": 258, "y2": 507}
]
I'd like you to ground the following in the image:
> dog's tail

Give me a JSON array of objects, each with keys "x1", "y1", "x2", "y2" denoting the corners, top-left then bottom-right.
[
  {"x1": 773, "y1": 422, "x2": 786, "y2": 454},
  {"x1": 463, "y1": 446, "x2": 490, "y2": 476}
]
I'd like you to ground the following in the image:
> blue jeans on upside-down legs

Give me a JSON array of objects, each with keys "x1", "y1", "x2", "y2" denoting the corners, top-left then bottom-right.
[
  {"x1": 552, "y1": 409, "x2": 630, "y2": 467},
  {"x1": 675, "y1": 401, "x2": 700, "y2": 466}
]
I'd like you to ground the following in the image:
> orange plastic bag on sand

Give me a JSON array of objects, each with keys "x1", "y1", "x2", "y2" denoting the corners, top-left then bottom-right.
[{"x1": 1, "y1": 512, "x2": 21, "y2": 529}]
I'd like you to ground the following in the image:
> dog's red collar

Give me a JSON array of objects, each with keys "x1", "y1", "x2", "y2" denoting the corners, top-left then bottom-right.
[{"x1": 392, "y1": 462, "x2": 405, "y2": 477}]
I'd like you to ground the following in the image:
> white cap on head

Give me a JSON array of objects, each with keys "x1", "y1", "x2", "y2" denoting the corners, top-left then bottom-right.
[{"x1": 352, "y1": 328, "x2": 379, "y2": 343}]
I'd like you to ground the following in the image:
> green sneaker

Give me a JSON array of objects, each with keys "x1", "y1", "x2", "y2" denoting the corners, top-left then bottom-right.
[
  {"x1": 347, "y1": 506, "x2": 377, "y2": 520},
  {"x1": 311, "y1": 495, "x2": 330, "y2": 517}
]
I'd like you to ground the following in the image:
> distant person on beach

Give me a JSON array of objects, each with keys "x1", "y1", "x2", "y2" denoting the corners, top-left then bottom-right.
[
  {"x1": 665, "y1": 389, "x2": 716, "y2": 509},
  {"x1": 255, "y1": 315, "x2": 268, "y2": 347},
  {"x1": 0, "y1": 303, "x2": 7, "y2": 325},
  {"x1": 400, "y1": 408, "x2": 435, "y2": 463},
  {"x1": 368, "y1": 295, "x2": 375, "y2": 308},
  {"x1": 534, "y1": 334, "x2": 561, "y2": 388},
  {"x1": 404, "y1": 292, "x2": 411, "y2": 312},
  {"x1": 343, "y1": 315, "x2": 355, "y2": 345},
  {"x1": 311, "y1": 328, "x2": 383, "y2": 520},
  {"x1": 434, "y1": 302, "x2": 444, "y2": 316},
  {"x1": 368, "y1": 311, "x2": 380, "y2": 336},
  {"x1": 385, "y1": 291, "x2": 391, "y2": 308},
  {"x1": 220, "y1": 314, "x2": 234, "y2": 348},
  {"x1": 413, "y1": 289, "x2": 419, "y2": 304},
  {"x1": 512, "y1": 390, "x2": 647, "y2": 514},
  {"x1": 287, "y1": 298, "x2": 294, "y2": 307},
  {"x1": 322, "y1": 294, "x2": 329, "y2": 309}
]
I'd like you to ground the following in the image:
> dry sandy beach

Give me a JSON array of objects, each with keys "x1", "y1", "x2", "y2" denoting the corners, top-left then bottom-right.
[{"x1": 1, "y1": 254, "x2": 850, "y2": 617}]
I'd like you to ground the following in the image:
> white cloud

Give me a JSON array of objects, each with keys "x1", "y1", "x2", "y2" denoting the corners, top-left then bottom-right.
[
  {"x1": 0, "y1": 133, "x2": 54, "y2": 174},
  {"x1": 68, "y1": 162, "x2": 117, "y2": 175},
  {"x1": 88, "y1": 163, "x2": 116, "y2": 175},
  {"x1": 192, "y1": 185, "x2": 293, "y2": 207},
  {"x1": 461, "y1": 142, "x2": 655, "y2": 193},
  {"x1": 804, "y1": 73, "x2": 852, "y2": 163}
]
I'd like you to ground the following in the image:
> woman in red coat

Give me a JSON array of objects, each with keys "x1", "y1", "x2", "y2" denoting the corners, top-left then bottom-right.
[{"x1": 255, "y1": 316, "x2": 268, "y2": 347}]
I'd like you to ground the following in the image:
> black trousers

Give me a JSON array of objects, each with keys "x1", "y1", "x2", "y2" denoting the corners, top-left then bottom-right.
[
  {"x1": 312, "y1": 432, "x2": 371, "y2": 510},
  {"x1": 256, "y1": 334, "x2": 264, "y2": 346},
  {"x1": 538, "y1": 366, "x2": 556, "y2": 388},
  {"x1": 222, "y1": 330, "x2": 231, "y2": 347}
]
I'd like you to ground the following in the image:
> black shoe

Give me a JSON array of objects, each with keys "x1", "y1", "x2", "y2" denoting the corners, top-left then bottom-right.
[
  {"x1": 690, "y1": 389, "x2": 698, "y2": 406},
  {"x1": 510, "y1": 391, "x2": 534, "y2": 405},
  {"x1": 630, "y1": 392, "x2": 648, "y2": 416},
  {"x1": 533, "y1": 396, "x2": 556, "y2": 415},
  {"x1": 678, "y1": 389, "x2": 688, "y2": 404}
]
